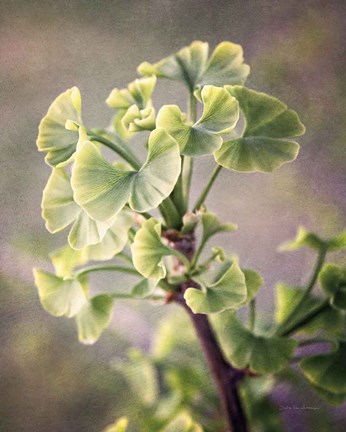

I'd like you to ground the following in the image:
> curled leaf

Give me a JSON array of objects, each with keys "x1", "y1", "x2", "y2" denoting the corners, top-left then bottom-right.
[
  {"x1": 215, "y1": 86, "x2": 305, "y2": 172},
  {"x1": 106, "y1": 76, "x2": 156, "y2": 110},
  {"x1": 36, "y1": 87, "x2": 83, "y2": 167},
  {"x1": 131, "y1": 218, "x2": 178, "y2": 283}
]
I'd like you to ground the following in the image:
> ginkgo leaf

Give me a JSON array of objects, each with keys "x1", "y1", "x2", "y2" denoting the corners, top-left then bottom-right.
[
  {"x1": 279, "y1": 227, "x2": 346, "y2": 252},
  {"x1": 36, "y1": 87, "x2": 83, "y2": 167},
  {"x1": 243, "y1": 269, "x2": 264, "y2": 301},
  {"x1": 41, "y1": 168, "x2": 115, "y2": 249},
  {"x1": 76, "y1": 294, "x2": 114, "y2": 344},
  {"x1": 72, "y1": 128, "x2": 181, "y2": 221},
  {"x1": 320, "y1": 264, "x2": 346, "y2": 311},
  {"x1": 162, "y1": 412, "x2": 204, "y2": 432},
  {"x1": 185, "y1": 261, "x2": 247, "y2": 314},
  {"x1": 300, "y1": 341, "x2": 346, "y2": 395},
  {"x1": 33, "y1": 268, "x2": 86, "y2": 318},
  {"x1": 86, "y1": 210, "x2": 134, "y2": 261},
  {"x1": 275, "y1": 283, "x2": 344, "y2": 337},
  {"x1": 200, "y1": 210, "x2": 237, "y2": 243},
  {"x1": 215, "y1": 86, "x2": 305, "y2": 172},
  {"x1": 131, "y1": 279, "x2": 157, "y2": 298},
  {"x1": 102, "y1": 417, "x2": 129, "y2": 432},
  {"x1": 156, "y1": 86, "x2": 239, "y2": 156},
  {"x1": 122, "y1": 105, "x2": 156, "y2": 132},
  {"x1": 138, "y1": 41, "x2": 249, "y2": 91},
  {"x1": 131, "y1": 218, "x2": 181, "y2": 283},
  {"x1": 213, "y1": 312, "x2": 297, "y2": 373},
  {"x1": 115, "y1": 349, "x2": 158, "y2": 407},
  {"x1": 106, "y1": 75, "x2": 156, "y2": 110},
  {"x1": 50, "y1": 245, "x2": 88, "y2": 277}
]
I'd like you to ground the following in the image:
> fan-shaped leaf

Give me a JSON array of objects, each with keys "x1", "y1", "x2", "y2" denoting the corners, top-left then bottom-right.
[
  {"x1": 215, "y1": 86, "x2": 305, "y2": 172},
  {"x1": 200, "y1": 210, "x2": 237, "y2": 243},
  {"x1": 138, "y1": 41, "x2": 249, "y2": 90},
  {"x1": 131, "y1": 218, "x2": 179, "y2": 283},
  {"x1": 320, "y1": 264, "x2": 346, "y2": 311},
  {"x1": 156, "y1": 86, "x2": 239, "y2": 156},
  {"x1": 106, "y1": 76, "x2": 156, "y2": 110},
  {"x1": 42, "y1": 168, "x2": 115, "y2": 249},
  {"x1": 102, "y1": 417, "x2": 129, "y2": 432},
  {"x1": 162, "y1": 412, "x2": 203, "y2": 432},
  {"x1": 300, "y1": 341, "x2": 346, "y2": 394},
  {"x1": 275, "y1": 283, "x2": 344, "y2": 337},
  {"x1": 50, "y1": 245, "x2": 88, "y2": 277},
  {"x1": 37, "y1": 87, "x2": 83, "y2": 167},
  {"x1": 185, "y1": 261, "x2": 247, "y2": 314},
  {"x1": 72, "y1": 128, "x2": 181, "y2": 221},
  {"x1": 76, "y1": 294, "x2": 114, "y2": 344},
  {"x1": 213, "y1": 312, "x2": 297, "y2": 373},
  {"x1": 279, "y1": 227, "x2": 346, "y2": 252},
  {"x1": 33, "y1": 268, "x2": 86, "y2": 318},
  {"x1": 115, "y1": 349, "x2": 158, "y2": 407}
]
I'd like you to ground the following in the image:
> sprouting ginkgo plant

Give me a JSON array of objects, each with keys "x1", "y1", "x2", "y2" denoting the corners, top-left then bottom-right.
[{"x1": 34, "y1": 41, "x2": 346, "y2": 432}]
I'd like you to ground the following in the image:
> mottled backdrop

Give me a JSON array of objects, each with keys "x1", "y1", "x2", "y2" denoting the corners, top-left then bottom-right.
[{"x1": 1, "y1": 1, "x2": 345, "y2": 431}]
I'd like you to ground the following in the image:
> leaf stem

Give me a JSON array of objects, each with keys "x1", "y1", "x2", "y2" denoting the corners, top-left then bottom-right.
[
  {"x1": 193, "y1": 165, "x2": 222, "y2": 211},
  {"x1": 89, "y1": 133, "x2": 141, "y2": 170},
  {"x1": 159, "y1": 198, "x2": 182, "y2": 229},
  {"x1": 74, "y1": 265, "x2": 139, "y2": 279},
  {"x1": 249, "y1": 299, "x2": 256, "y2": 332},
  {"x1": 110, "y1": 292, "x2": 165, "y2": 301},
  {"x1": 274, "y1": 246, "x2": 327, "y2": 336},
  {"x1": 190, "y1": 238, "x2": 207, "y2": 270}
]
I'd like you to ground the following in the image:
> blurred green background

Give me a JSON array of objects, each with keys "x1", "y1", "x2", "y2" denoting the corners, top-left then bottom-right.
[{"x1": 1, "y1": 0, "x2": 345, "y2": 430}]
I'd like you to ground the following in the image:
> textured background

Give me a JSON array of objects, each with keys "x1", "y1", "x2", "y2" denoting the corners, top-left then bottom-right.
[{"x1": 1, "y1": 0, "x2": 345, "y2": 430}]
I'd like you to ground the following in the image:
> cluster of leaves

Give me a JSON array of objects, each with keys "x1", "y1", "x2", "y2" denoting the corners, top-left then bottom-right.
[
  {"x1": 34, "y1": 40, "x2": 346, "y2": 429},
  {"x1": 102, "y1": 311, "x2": 285, "y2": 432}
]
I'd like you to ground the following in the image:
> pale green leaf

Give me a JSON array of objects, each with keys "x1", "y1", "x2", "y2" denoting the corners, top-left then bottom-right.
[
  {"x1": 185, "y1": 261, "x2": 247, "y2": 314},
  {"x1": 42, "y1": 168, "x2": 80, "y2": 233},
  {"x1": 131, "y1": 279, "x2": 156, "y2": 298},
  {"x1": 310, "y1": 383, "x2": 346, "y2": 405},
  {"x1": 50, "y1": 245, "x2": 88, "y2": 277},
  {"x1": 131, "y1": 218, "x2": 176, "y2": 283},
  {"x1": 76, "y1": 294, "x2": 114, "y2": 344},
  {"x1": 138, "y1": 41, "x2": 249, "y2": 90},
  {"x1": 86, "y1": 210, "x2": 134, "y2": 260},
  {"x1": 68, "y1": 209, "x2": 114, "y2": 250},
  {"x1": 201, "y1": 210, "x2": 237, "y2": 243},
  {"x1": 102, "y1": 417, "x2": 129, "y2": 432},
  {"x1": 36, "y1": 87, "x2": 83, "y2": 167},
  {"x1": 215, "y1": 86, "x2": 305, "y2": 172},
  {"x1": 156, "y1": 85, "x2": 239, "y2": 156},
  {"x1": 162, "y1": 412, "x2": 203, "y2": 432},
  {"x1": 42, "y1": 167, "x2": 114, "y2": 249},
  {"x1": 115, "y1": 349, "x2": 158, "y2": 407},
  {"x1": 320, "y1": 264, "x2": 346, "y2": 311},
  {"x1": 275, "y1": 283, "x2": 344, "y2": 337},
  {"x1": 72, "y1": 128, "x2": 181, "y2": 220},
  {"x1": 213, "y1": 312, "x2": 297, "y2": 373},
  {"x1": 279, "y1": 226, "x2": 325, "y2": 251},
  {"x1": 122, "y1": 105, "x2": 156, "y2": 132},
  {"x1": 106, "y1": 75, "x2": 156, "y2": 110},
  {"x1": 300, "y1": 341, "x2": 346, "y2": 394},
  {"x1": 243, "y1": 269, "x2": 264, "y2": 301},
  {"x1": 33, "y1": 268, "x2": 86, "y2": 318}
]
